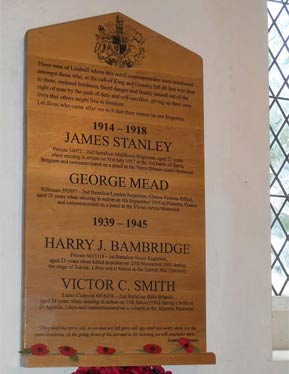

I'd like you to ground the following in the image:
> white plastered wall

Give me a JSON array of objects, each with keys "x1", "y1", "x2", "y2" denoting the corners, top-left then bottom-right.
[{"x1": 1, "y1": 0, "x2": 288, "y2": 373}]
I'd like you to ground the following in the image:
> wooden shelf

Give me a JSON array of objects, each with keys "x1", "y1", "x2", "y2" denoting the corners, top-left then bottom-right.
[{"x1": 22, "y1": 352, "x2": 216, "y2": 367}]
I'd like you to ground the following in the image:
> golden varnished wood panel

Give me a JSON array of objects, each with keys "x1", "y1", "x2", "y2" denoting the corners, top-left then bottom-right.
[{"x1": 22, "y1": 13, "x2": 215, "y2": 367}]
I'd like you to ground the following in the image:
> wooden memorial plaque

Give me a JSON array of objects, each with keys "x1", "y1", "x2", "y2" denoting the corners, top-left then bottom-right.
[{"x1": 22, "y1": 13, "x2": 216, "y2": 367}]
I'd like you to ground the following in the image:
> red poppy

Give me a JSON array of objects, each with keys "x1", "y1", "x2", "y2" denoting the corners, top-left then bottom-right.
[
  {"x1": 152, "y1": 366, "x2": 173, "y2": 374},
  {"x1": 73, "y1": 368, "x2": 100, "y2": 374},
  {"x1": 58, "y1": 345, "x2": 77, "y2": 356},
  {"x1": 127, "y1": 368, "x2": 150, "y2": 374},
  {"x1": 97, "y1": 346, "x2": 116, "y2": 354},
  {"x1": 99, "y1": 368, "x2": 120, "y2": 374},
  {"x1": 143, "y1": 344, "x2": 162, "y2": 354},
  {"x1": 30, "y1": 343, "x2": 49, "y2": 356},
  {"x1": 178, "y1": 337, "x2": 194, "y2": 353},
  {"x1": 152, "y1": 366, "x2": 166, "y2": 374}
]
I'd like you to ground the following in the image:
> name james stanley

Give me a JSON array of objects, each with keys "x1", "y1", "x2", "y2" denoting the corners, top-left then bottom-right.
[{"x1": 44, "y1": 236, "x2": 191, "y2": 255}]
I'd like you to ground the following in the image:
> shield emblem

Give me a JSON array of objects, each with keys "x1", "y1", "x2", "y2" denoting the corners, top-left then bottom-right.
[
  {"x1": 95, "y1": 15, "x2": 144, "y2": 68},
  {"x1": 112, "y1": 35, "x2": 127, "y2": 55}
]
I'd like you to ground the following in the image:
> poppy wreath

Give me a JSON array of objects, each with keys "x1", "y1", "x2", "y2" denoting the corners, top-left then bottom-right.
[
  {"x1": 71, "y1": 366, "x2": 173, "y2": 374},
  {"x1": 20, "y1": 340, "x2": 195, "y2": 370}
]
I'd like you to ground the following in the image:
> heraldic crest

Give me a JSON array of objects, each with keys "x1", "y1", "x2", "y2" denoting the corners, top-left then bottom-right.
[{"x1": 94, "y1": 15, "x2": 145, "y2": 68}]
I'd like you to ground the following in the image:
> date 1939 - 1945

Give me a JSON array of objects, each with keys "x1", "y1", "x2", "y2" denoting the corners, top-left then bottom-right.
[{"x1": 93, "y1": 217, "x2": 148, "y2": 228}]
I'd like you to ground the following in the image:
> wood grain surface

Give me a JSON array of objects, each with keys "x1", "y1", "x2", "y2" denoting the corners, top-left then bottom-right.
[{"x1": 22, "y1": 12, "x2": 215, "y2": 367}]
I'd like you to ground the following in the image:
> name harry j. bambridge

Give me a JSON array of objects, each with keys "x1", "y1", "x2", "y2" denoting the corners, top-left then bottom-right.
[{"x1": 44, "y1": 237, "x2": 191, "y2": 255}]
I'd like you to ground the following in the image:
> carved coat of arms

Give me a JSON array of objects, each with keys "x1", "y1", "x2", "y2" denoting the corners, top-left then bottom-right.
[{"x1": 94, "y1": 15, "x2": 145, "y2": 68}]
